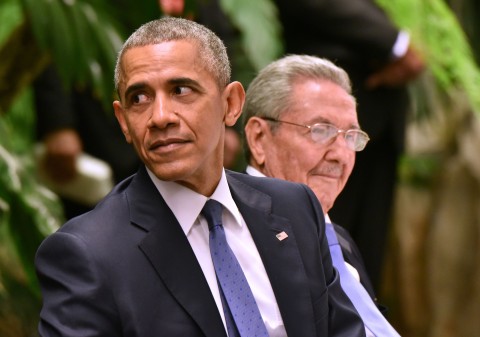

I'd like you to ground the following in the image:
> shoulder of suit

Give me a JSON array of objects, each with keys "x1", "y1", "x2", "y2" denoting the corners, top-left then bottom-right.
[
  {"x1": 227, "y1": 169, "x2": 305, "y2": 189},
  {"x1": 226, "y1": 170, "x2": 323, "y2": 216}
]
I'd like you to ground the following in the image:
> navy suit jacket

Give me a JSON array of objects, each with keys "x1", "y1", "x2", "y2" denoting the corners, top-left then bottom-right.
[{"x1": 35, "y1": 167, "x2": 365, "y2": 336}]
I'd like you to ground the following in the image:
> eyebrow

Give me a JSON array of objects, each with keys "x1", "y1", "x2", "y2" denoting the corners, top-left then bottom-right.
[
  {"x1": 123, "y1": 77, "x2": 205, "y2": 100},
  {"x1": 169, "y1": 77, "x2": 205, "y2": 93},
  {"x1": 124, "y1": 82, "x2": 147, "y2": 101}
]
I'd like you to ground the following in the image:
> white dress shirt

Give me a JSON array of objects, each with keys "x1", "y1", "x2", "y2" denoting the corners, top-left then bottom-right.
[{"x1": 146, "y1": 168, "x2": 287, "y2": 337}]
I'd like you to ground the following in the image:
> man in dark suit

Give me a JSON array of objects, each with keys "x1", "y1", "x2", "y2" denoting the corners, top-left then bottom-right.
[
  {"x1": 274, "y1": 0, "x2": 425, "y2": 289},
  {"x1": 243, "y1": 54, "x2": 399, "y2": 335},
  {"x1": 34, "y1": 17, "x2": 365, "y2": 337}
]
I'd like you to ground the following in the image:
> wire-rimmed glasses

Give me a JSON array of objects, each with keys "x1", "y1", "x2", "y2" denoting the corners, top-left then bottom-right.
[{"x1": 262, "y1": 117, "x2": 370, "y2": 152}]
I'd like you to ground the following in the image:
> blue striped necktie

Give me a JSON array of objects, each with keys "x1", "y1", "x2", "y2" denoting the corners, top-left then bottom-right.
[
  {"x1": 325, "y1": 222, "x2": 400, "y2": 337},
  {"x1": 202, "y1": 200, "x2": 269, "y2": 337}
]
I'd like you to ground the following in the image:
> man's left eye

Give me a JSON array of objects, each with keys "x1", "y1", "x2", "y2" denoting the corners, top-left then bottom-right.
[
  {"x1": 174, "y1": 86, "x2": 193, "y2": 95},
  {"x1": 132, "y1": 93, "x2": 149, "y2": 104}
]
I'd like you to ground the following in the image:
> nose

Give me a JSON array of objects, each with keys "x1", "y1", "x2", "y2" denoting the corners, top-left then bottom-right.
[
  {"x1": 324, "y1": 133, "x2": 353, "y2": 161},
  {"x1": 148, "y1": 95, "x2": 179, "y2": 129},
  {"x1": 328, "y1": 131, "x2": 350, "y2": 149}
]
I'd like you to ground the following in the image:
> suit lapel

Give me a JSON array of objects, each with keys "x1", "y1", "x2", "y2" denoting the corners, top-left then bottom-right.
[
  {"x1": 127, "y1": 167, "x2": 226, "y2": 337},
  {"x1": 227, "y1": 173, "x2": 316, "y2": 337}
]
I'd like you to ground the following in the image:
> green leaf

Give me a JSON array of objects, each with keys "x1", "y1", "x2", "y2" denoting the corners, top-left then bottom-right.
[
  {"x1": 21, "y1": 0, "x2": 50, "y2": 48},
  {"x1": 219, "y1": 0, "x2": 284, "y2": 71},
  {"x1": 0, "y1": 0, "x2": 23, "y2": 46},
  {"x1": 63, "y1": 2, "x2": 93, "y2": 85},
  {"x1": 0, "y1": 88, "x2": 63, "y2": 297},
  {"x1": 20, "y1": 0, "x2": 128, "y2": 107}
]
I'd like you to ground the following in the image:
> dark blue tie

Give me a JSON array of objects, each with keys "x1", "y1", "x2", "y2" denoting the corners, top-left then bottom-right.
[
  {"x1": 202, "y1": 200, "x2": 269, "y2": 337},
  {"x1": 325, "y1": 222, "x2": 400, "y2": 336}
]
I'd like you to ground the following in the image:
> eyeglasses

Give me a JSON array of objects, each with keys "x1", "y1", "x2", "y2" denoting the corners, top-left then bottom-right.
[{"x1": 262, "y1": 117, "x2": 370, "y2": 152}]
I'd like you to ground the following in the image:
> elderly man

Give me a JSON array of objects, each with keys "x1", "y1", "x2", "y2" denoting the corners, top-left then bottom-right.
[
  {"x1": 34, "y1": 18, "x2": 365, "y2": 337},
  {"x1": 243, "y1": 54, "x2": 400, "y2": 336}
]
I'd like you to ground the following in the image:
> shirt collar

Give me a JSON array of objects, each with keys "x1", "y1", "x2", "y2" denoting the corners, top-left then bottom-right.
[
  {"x1": 246, "y1": 165, "x2": 265, "y2": 177},
  {"x1": 146, "y1": 167, "x2": 243, "y2": 235}
]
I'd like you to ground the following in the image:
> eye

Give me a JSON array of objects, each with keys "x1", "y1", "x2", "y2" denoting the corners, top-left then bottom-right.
[
  {"x1": 132, "y1": 93, "x2": 149, "y2": 104},
  {"x1": 124, "y1": 92, "x2": 150, "y2": 109},
  {"x1": 173, "y1": 86, "x2": 193, "y2": 96},
  {"x1": 311, "y1": 124, "x2": 336, "y2": 139}
]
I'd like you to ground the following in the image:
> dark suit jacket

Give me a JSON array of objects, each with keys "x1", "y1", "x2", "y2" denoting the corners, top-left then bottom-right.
[{"x1": 35, "y1": 167, "x2": 365, "y2": 337}]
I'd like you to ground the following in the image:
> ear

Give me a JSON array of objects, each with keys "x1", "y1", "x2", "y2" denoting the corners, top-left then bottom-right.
[
  {"x1": 113, "y1": 100, "x2": 132, "y2": 144},
  {"x1": 244, "y1": 117, "x2": 271, "y2": 166},
  {"x1": 222, "y1": 81, "x2": 245, "y2": 127}
]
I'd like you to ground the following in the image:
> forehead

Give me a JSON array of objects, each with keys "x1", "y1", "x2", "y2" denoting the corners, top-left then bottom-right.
[
  {"x1": 119, "y1": 40, "x2": 214, "y2": 92},
  {"x1": 287, "y1": 78, "x2": 357, "y2": 125}
]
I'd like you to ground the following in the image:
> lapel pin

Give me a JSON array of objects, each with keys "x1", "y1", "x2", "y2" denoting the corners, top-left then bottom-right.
[{"x1": 276, "y1": 231, "x2": 288, "y2": 241}]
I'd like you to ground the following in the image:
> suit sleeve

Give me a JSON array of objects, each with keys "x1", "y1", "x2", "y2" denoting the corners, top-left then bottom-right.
[
  {"x1": 276, "y1": 0, "x2": 399, "y2": 65},
  {"x1": 301, "y1": 185, "x2": 366, "y2": 337},
  {"x1": 35, "y1": 231, "x2": 119, "y2": 336}
]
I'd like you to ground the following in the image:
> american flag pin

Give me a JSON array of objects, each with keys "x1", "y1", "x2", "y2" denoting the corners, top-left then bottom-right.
[{"x1": 276, "y1": 231, "x2": 288, "y2": 241}]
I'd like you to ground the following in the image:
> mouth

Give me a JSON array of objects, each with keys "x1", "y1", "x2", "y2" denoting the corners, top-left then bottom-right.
[
  {"x1": 149, "y1": 138, "x2": 190, "y2": 153},
  {"x1": 315, "y1": 173, "x2": 341, "y2": 181}
]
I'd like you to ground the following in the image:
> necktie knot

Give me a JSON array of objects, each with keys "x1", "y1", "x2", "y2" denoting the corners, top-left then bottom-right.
[{"x1": 201, "y1": 200, "x2": 223, "y2": 231}]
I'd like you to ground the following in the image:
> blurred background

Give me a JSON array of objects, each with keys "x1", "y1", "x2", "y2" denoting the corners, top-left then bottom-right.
[{"x1": 1, "y1": 0, "x2": 479, "y2": 336}]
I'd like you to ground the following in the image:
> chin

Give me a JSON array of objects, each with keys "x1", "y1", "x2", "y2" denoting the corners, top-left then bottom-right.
[{"x1": 148, "y1": 163, "x2": 187, "y2": 181}]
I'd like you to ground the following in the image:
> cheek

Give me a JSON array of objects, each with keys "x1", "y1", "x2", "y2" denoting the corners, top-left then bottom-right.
[
  {"x1": 343, "y1": 154, "x2": 355, "y2": 181},
  {"x1": 272, "y1": 147, "x2": 314, "y2": 183},
  {"x1": 195, "y1": 119, "x2": 223, "y2": 153},
  {"x1": 190, "y1": 101, "x2": 224, "y2": 135}
]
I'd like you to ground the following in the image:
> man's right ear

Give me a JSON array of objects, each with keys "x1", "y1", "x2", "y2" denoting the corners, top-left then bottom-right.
[
  {"x1": 244, "y1": 117, "x2": 271, "y2": 166},
  {"x1": 113, "y1": 100, "x2": 132, "y2": 144}
]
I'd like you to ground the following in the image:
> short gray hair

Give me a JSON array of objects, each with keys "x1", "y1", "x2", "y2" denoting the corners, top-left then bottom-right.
[
  {"x1": 242, "y1": 54, "x2": 353, "y2": 161},
  {"x1": 114, "y1": 17, "x2": 231, "y2": 94}
]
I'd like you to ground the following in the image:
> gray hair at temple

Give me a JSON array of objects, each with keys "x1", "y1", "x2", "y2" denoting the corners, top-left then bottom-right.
[
  {"x1": 114, "y1": 17, "x2": 231, "y2": 95},
  {"x1": 242, "y1": 54, "x2": 353, "y2": 162}
]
